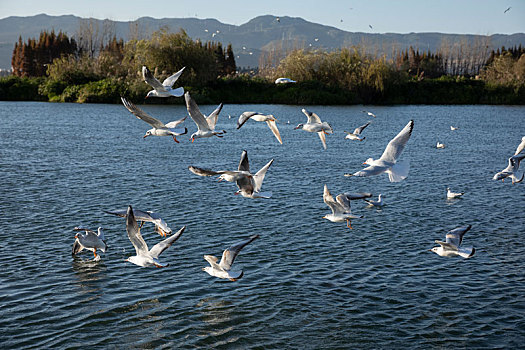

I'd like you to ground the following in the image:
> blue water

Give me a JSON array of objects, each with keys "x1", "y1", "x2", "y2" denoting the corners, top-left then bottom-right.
[{"x1": 0, "y1": 101, "x2": 524, "y2": 348}]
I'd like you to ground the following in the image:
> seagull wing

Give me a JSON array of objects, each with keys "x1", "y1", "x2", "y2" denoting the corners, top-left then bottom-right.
[
  {"x1": 73, "y1": 226, "x2": 97, "y2": 235},
  {"x1": 323, "y1": 185, "x2": 343, "y2": 214},
  {"x1": 253, "y1": 159, "x2": 274, "y2": 192},
  {"x1": 126, "y1": 205, "x2": 149, "y2": 256},
  {"x1": 219, "y1": 234, "x2": 259, "y2": 270},
  {"x1": 318, "y1": 131, "x2": 327, "y2": 150},
  {"x1": 121, "y1": 97, "x2": 166, "y2": 129},
  {"x1": 104, "y1": 208, "x2": 154, "y2": 223},
  {"x1": 185, "y1": 92, "x2": 211, "y2": 131},
  {"x1": 188, "y1": 166, "x2": 221, "y2": 177},
  {"x1": 237, "y1": 112, "x2": 257, "y2": 129},
  {"x1": 352, "y1": 164, "x2": 389, "y2": 177},
  {"x1": 238, "y1": 150, "x2": 250, "y2": 172},
  {"x1": 161, "y1": 66, "x2": 185, "y2": 87},
  {"x1": 354, "y1": 121, "x2": 371, "y2": 135},
  {"x1": 435, "y1": 240, "x2": 458, "y2": 251},
  {"x1": 379, "y1": 120, "x2": 414, "y2": 163},
  {"x1": 266, "y1": 120, "x2": 283, "y2": 144},
  {"x1": 72, "y1": 240, "x2": 84, "y2": 255},
  {"x1": 515, "y1": 136, "x2": 525, "y2": 155},
  {"x1": 149, "y1": 226, "x2": 186, "y2": 258},
  {"x1": 206, "y1": 103, "x2": 223, "y2": 130},
  {"x1": 445, "y1": 225, "x2": 472, "y2": 248},
  {"x1": 335, "y1": 194, "x2": 352, "y2": 213},
  {"x1": 302, "y1": 108, "x2": 322, "y2": 124},
  {"x1": 142, "y1": 66, "x2": 167, "y2": 92},
  {"x1": 165, "y1": 116, "x2": 187, "y2": 129}
]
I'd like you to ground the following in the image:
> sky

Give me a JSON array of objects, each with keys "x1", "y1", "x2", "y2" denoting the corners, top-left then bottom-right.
[{"x1": 0, "y1": 0, "x2": 524, "y2": 35}]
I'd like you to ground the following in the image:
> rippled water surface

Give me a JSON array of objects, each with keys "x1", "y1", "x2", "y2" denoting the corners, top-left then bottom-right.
[{"x1": 1, "y1": 102, "x2": 524, "y2": 348}]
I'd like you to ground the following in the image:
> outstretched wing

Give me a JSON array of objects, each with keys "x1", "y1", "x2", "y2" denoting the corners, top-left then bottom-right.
[
  {"x1": 219, "y1": 234, "x2": 259, "y2": 270},
  {"x1": 72, "y1": 240, "x2": 84, "y2": 255},
  {"x1": 445, "y1": 225, "x2": 472, "y2": 248},
  {"x1": 188, "y1": 166, "x2": 221, "y2": 177},
  {"x1": 161, "y1": 66, "x2": 185, "y2": 87},
  {"x1": 318, "y1": 132, "x2": 327, "y2": 150},
  {"x1": 126, "y1": 205, "x2": 149, "y2": 256},
  {"x1": 142, "y1": 66, "x2": 167, "y2": 92},
  {"x1": 352, "y1": 164, "x2": 388, "y2": 177},
  {"x1": 515, "y1": 136, "x2": 525, "y2": 156},
  {"x1": 149, "y1": 226, "x2": 186, "y2": 258},
  {"x1": 379, "y1": 120, "x2": 414, "y2": 163},
  {"x1": 253, "y1": 159, "x2": 274, "y2": 192},
  {"x1": 185, "y1": 92, "x2": 211, "y2": 131},
  {"x1": 237, "y1": 112, "x2": 258, "y2": 129},
  {"x1": 323, "y1": 185, "x2": 343, "y2": 214},
  {"x1": 335, "y1": 194, "x2": 351, "y2": 213},
  {"x1": 165, "y1": 116, "x2": 187, "y2": 129},
  {"x1": 302, "y1": 108, "x2": 322, "y2": 124},
  {"x1": 238, "y1": 150, "x2": 250, "y2": 172},
  {"x1": 354, "y1": 121, "x2": 371, "y2": 135},
  {"x1": 121, "y1": 97, "x2": 165, "y2": 129},
  {"x1": 206, "y1": 103, "x2": 223, "y2": 130},
  {"x1": 266, "y1": 120, "x2": 283, "y2": 144}
]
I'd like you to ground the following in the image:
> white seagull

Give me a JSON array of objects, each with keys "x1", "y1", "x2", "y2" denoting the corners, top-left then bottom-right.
[
  {"x1": 515, "y1": 136, "x2": 525, "y2": 155},
  {"x1": 72, "y1": 227, "x2": 107, "y2": 261},
  {"x1": 295, "y1": 108, "x2": 333, "y2": 150},
  {"x1": 104, "y1": 208, "x2": 172, "y2": 237},
  {"x1": 237, "y1": 112, "x2": 283, "y2": 144},
  {"x1": 143, "y1": 66, "x2": 185, "y2": 98},
  {"x1": 203, "y1": 234, "x2": 259, "y2": 281},
  {"x1": 430, "y1": 225, "x2": 475, "y2": 258},
  {"x1": 346, "y1": 120, "x2": 414, "y2": 182},
  {"x1": 493, "y1": 154, "x2": 525, "y2": 184},
  {"x1": 235, "y1": 150, "x2": 274, "y2": 199},
  {"x1": 447, "y1": 187, "x2": 464, "y2": 199},
  {"x1": 322, "y1": 185, "x2": 363, "y2": 229},
  {"x1": 436, "y1": 141, "x2": 445, "y2": 149},
  {"x1": 125, "y1": 205, "x2": 186, "y2": 268},
  {"x1": 275, "y1": 77, "x2": 296, "y2": 84},
  {"x1": 364, "y1": 194, "x2": 384, "y2": 207},
  {"x1": 121, "y1": 97, "x2": 187, "y2": 142},
  {"x1": 344, "y1": 121, "x2": 371, "y2": 141},
  {"x1": 185, "y1": 92, "x2": 225, "y2": 142},
  {"x1": 363, "y1": 110, "x2": 376, "y2": 118},
  {"x1": 450, "y1": 125, "x2": 459, "y2": 131}
]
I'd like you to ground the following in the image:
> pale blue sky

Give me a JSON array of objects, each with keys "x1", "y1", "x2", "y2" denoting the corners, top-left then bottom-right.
[{"x1": 1, "y1": 0, "x2": 524, "y2": 34}]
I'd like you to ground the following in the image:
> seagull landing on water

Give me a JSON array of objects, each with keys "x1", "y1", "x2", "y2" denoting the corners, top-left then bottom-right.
[
  {"x1": 237, "y1": 112, "x2": 283, "y2": 144},
  {"x1": 143, "y1": 66, "x2": 185, "y2": 98},
  {"x1": 447, "y1": 187, "x2": 464, "y2": 199},
  {"x1": 344, "y1": 121, "x2": 371, "y2": 141},
  {"x1": 104, "y1": 208, "x2": 172, "y2": 237},
  {"x1": 493, "y1": 154, "x2": 525, "y2": 184},
  {"x1": 125, "y1": 205, "x2": 186, "y2": 268},
  {"x1": 185, "y1": 92, "x2": 226, "y2": 142},
  {"x1": 429, "y1": 225, "x2": 475, "y2": 258},
  {"x1": 121, "y1": 97, "x2": 187, "y2": 142},
  {"x1": 322, "y1": 185, "x2": 363, "y2": 229},
  {"x1": 295, "y1": 108, "x2": 333, "y2": 150},
  {"x1": 203, "y1": 235, "x2": 259, "y2": 281},
  {"x1": 72, "y1": 227, "x2": 107, "y2": 261},
  {"x1": 346, "y1": 120, "x2": 414, "y2": 182}
]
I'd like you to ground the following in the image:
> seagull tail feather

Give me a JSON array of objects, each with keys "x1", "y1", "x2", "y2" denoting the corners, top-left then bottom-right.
[{"x1": 388, "y1": 160, "x2": 410, "y2": 182}]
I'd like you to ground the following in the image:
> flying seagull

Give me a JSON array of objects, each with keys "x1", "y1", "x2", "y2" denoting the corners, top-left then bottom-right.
[
  {"x1": 104, "y1": 208, "x2": 173, "y2": 237},
  {"x1": 143, "y1": 66, "x2": 185, "y2": 98},
  {"x1": 185, "y1": 92, "x2": 225, "y2": 142},
  {"x1": 203, "y1": 234, "x2": 259, "y2": 281},
  {"x1": 322, "y1": 185, "x2": 363, "y2": 229},
  {"x1": 346, "y1": 120, "x2": 414, "y2": 182},
  {"x1": 295, "y1": 108, "x2": 333, "y2": 150},
  {"x1": 72, "y1": 227, "x2": 107, "y2": 261},
  {"x1": 120, "y1": 97, "x2": 187, "y2": 142},
  {"x1": 237, "y1": 112, "x2": 283, "y2": 144},
  {"x1": 429, "y1": 225, "x2": 475, "y2": 258},
  {"x1": 504, "y1": 7, "x2": 511, "y2": 13},
  {"x1": 344, "y1": 121, "x2": 371, "y2": 141},
  {"x1": 493, "y1": 154, "x2": 525, "y2": 184},
  {"x1": 125, "y1": 205, "x2": 186, "y2": 268}
]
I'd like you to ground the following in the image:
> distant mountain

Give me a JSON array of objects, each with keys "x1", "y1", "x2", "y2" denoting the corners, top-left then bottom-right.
[{"x1": 1, "y1": 13, "x2": 524, "y2": 70}]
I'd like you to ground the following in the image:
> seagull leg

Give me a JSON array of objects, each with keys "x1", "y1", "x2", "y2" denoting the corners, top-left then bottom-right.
[
  {"x1": 140, "y1": 221, "x2": 145, "y2": 229},
  {"x1": 93, "y1": 248, "x2": 97, "y2": 258},
  {"x1": 346, "y1": 220, "x2": 353, "y2": 229},
  {"x1": 172, "y1": 135, "x2": 180, "y2": 143}
]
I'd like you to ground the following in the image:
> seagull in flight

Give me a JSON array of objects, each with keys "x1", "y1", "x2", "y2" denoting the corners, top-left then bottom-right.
[
  {"x1": 493, "y1": 154, "x2": 525, "y2": 184},
  {"x1": 143, "y1": 66, "x2": 185, "y2": 98},
  {"x1": 185, "y1": 92, "x2": 225, "y2": 142},
  {"x1": 346, "y1": 120, "x2": 414, "y2": 182},
  {"x1": 295, "y1": 108, "x2": 333, "y2": 150},
  {"x1": 72, "y1": 227, "x2": 107, "y2": 261},
  {"x1": 121, "y1": 97, "x2": 187, "y2": 142},
  {"x1": 125, "y1": 205, "x2": 186, "y2": 268},
  {"x1": 322, "y1": 185, "x2": 363, "y2": 229},
  {"x1": 344, "y1": 121, "x2": 371, "y2": 141},
  {"x1": 104, "y1": 208, "x2": 173, "y2": 237},
  {"x1": 237, "y1": 112, "x2": 283, "y2": 144},
  {"x1": 504, "y1": 7, "x2": 511, "y2": 13},
  {"x1": 203, "y1": 234, "x2": 259, "y2": 281},
  {"x1": 430, "y1": 225, "x2": 475, "y2": 258}
]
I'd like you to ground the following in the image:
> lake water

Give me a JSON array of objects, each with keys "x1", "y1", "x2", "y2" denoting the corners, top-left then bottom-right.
[{"x1": 0, "y1": 101, "x2": 524, "y2": 348}]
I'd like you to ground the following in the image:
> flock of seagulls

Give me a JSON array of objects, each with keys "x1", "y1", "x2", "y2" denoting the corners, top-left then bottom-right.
[{"x1": 72, "y1": 64, "x2": 525, "y2": 270}]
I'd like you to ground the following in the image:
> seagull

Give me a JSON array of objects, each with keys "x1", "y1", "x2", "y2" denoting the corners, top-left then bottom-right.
[
  {"x1": 125, "y1": 205, "x2": 186, "y2": 268},
  {"x1": 322, "y1": 185, "x2": 363, "y2": 229},
  {"x1": 72, "y1": 227, "x2": 107, "y2": 261},
  {"x1": 344, "y1": 121, "x2": 371, "y2": 141},
  {"x1": 447, "y1": 187, "x2": 464, "y2": 199},
  {"x1": 235, "y1": 150, "x2": 274, "y2": 198},
  {"x1": 275, "y1": 78, "x2": 296, "y2": 84},
  {"x1": 203, "y1": 234, "x2": 259, "y2": 281},
  {"x1": 493, "y1": 154, "x2": 525, "y2": 184},
  {"x1": 276, "y1": 17, "x2": 280, "y2": 23},
  {"x1": 364, "y1": 194, "x2": 384, "y2": 207},
  {"x1": 346, "y1": 120, "x2": 414, "y2": 182},
  {"x1": 436, "y1": 141, "x2": 445, "y2": 149},
  {"x1": 104, "y1": 208, "x2": 172, "y2": 237},
  {"x1": 450, "y1": 125, "x2": 459, "y2": 131},
  {"x1": 142, "y1": 66, "x2": 185, "y2": 98},
  {"x1": 237, "y1": 112, "x2": 283, "y2": 144},
  {"x1": 362, "y1": 110, "x2": 376, "y2": 118},
  {"x1": 185, "y1": 92, "x2": 225, "y2": 142},
  {"x1": 369, "y1": 24, "x2": 373, "y2": 30},
  {"x1": 515, "y1": 136, "x2": 525, "y2": 155},
  {"x1": 120, "y1": 97, "x2": 187, "y2": 142},
  {"x1": 429, "y1": 225, "x2": 475, "y2": 258},
  {"x1": 504, "y1": 6, "x2": 511, "y2": 13},
  {"x1": 295, "y1": 108, "x2": 333, "y2": 150}
]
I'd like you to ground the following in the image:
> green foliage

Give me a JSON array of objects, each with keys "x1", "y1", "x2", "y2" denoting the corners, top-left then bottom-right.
[{"x1": 0, "y1": 75, "x2": 45, "y2": 100}]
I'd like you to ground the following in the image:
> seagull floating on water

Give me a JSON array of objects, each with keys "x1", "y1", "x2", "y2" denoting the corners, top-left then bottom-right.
[
  {"x1": 143, "y1": 66, "x2": 185, "y2": 98},
  {"x1": 344, "y1": 121, "x2": 371, "y2": 141},
  {"x1": 295, "y1": 108, "x2": 333, "y2": 150},
  {"x1": 104, "y1": 208, "x2": 172, "y2": 237},
  {"x1": 346, "y1": 120, "x2": 414, "y2": 182},
  {"x1": 447, "y1": 187, "x2": 464, "y2": 199},
  {"x1": 125, "y1": 205, "x2": 186, "y2": 268},
  {"x1": 430, "y1": 225, "x2": 475, "y2": 258},
  {"x1": 436, "y1": 141, "x2": 445, "y2": 149},
  {"x1": 185, "y1": 92, "x2": 225, "y2": 142},
  {"x1": 364, "y1": 194, "x2": 384, "y2": 207},
  {"x1": 72, "y1": 227, "x2": 107, "y2": 261},
  {"x1": 203, "y1": 234, "x2": 259, "y2": 281},
  {"x1": 493, "y1": 154, "x2": 525, "y2": 184},
  {"x1": 362, "y1": 110, "x2": 376, "y2": 118},
  {"x1": 322, "y1": 185, "x2": 363, "y2": 229},
  {"x1": 120, "y1": 97, "x2": 187, "y2": 142},
  {"x1": 237, "y1": 112, "x2": 283, "y2": 144},
  {"x1": 450, "y1": 125, "x2": 459, "y2": 131}
]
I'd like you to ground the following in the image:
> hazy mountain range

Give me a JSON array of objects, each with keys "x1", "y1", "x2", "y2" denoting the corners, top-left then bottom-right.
[{"x1": 0, "y1": 13, "x2": 524, "y2": 70}]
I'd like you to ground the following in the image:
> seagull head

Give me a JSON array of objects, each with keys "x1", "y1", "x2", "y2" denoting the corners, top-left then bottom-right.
[
  {"x1": 190, "y1": 132, "x2": 198, "y2": 142},
  {"x1": 145, "y1": 90, "x2": 156, "y2": 99},
  {"x1": 294, "y1": 123, "x2": 304, "y2": 130},
  {"x1": 144, "y1": 130, "x2": 152, "y2": 139},
  {"x1": 363, "y1": 157, "x2": 374, "y2": 165}
]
